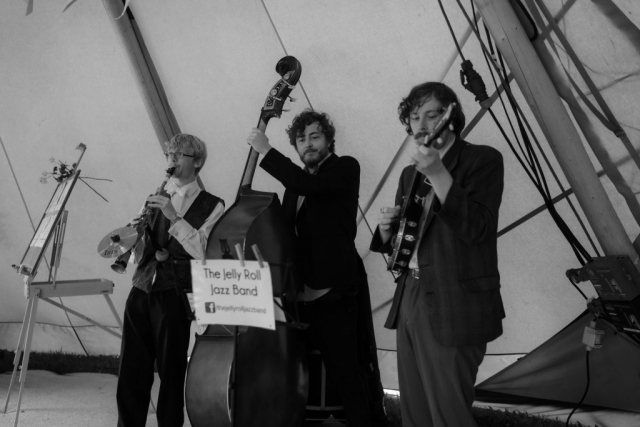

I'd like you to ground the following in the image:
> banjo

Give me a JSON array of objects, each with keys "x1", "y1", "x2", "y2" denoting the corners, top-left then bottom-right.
[{"x1": 387, "y1": 103, "x2": 455, "y2": 273}]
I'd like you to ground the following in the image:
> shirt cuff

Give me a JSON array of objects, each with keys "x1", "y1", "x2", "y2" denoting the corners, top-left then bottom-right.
[{"x1": 169, "y1": 217, "x2": 191, "y2": 241}]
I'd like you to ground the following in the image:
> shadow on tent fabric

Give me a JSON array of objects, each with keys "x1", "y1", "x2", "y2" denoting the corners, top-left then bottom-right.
[{"x1": 475, "y1": 310, "x2": 640, "y2": 426}]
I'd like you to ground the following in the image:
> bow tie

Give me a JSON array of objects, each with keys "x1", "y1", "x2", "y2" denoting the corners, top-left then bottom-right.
[{"x1": 167, "y1": 182, "x2": 188, "y2": 198}]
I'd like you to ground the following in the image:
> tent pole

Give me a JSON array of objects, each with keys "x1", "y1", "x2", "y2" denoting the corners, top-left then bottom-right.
[
  {"x1": 473, "y1": 0, "x2": 639, "y2": 265},
  {"x1": 100, "y1": 0, "x2": 206, "y2": 189},
  {"x1": 101, "y1": 0, "x2": 180, "y2": 144}
]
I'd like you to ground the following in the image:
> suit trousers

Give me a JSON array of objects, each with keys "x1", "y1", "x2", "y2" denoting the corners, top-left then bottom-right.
[
  {"x1": 299, "y1": 295, "x2": 371, "y2": 427},
  {"x1": 396, "y1": 275, "x2": 486, "y2": 427},
  {"x1": 116, "y1": 286, "x2": 192, "y2": 427}
]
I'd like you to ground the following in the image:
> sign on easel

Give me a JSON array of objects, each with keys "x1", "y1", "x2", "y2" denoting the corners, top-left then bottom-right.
[{"x1": 191, "y1": 259, "x2": 276, "y2": 330}]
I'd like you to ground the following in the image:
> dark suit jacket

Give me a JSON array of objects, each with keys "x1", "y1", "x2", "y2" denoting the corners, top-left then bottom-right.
[
  {"x1": 371, "y1": 138, "x2": 505, "y2": 346},
  {"x1": 260, "y1": 149, "x2": 361, "y2": 290}
]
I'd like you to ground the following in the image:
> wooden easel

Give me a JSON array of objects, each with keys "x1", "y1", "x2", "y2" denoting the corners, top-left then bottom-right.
[
  {"x1": 3, "y1": 145, "x2": 123, "y2": 427},
  {"x1": 3, "y1": 209, "x2": 123, "y2": 427},
  {"x1": 2, "y1": 279, "x2": 121, "y2": 427}
]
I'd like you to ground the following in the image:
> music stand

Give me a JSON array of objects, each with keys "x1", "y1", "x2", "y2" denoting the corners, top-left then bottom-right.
[
  {"x1": 3, "y1": 147, "x2": 123, "y2": 427},
  {"x1": 14, "y1": 169, "x2": 79, "y2": 279}
]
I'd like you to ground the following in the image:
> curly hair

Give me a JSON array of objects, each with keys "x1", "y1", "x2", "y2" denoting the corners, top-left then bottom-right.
[
  {"x1": 166, "y1": 133, "x2": 207, "y2": 174},
  {"x1": 398, "y1": 82, "x2": 465, "y2": 135},
  {"x1": 286, "y1": 109, "x2": 336, "y2": 153}
]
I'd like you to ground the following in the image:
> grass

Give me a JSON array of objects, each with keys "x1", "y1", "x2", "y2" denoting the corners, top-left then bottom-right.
[
  {"x1": 473, "y1": 406, "x2": 586, "y2": 427},
  {"x1": 383, "y1": 393, "x2": 586, "y2": 427},
  {"x1": 0, "y1": 350, "x2": 120, "y2": 375},
  {"x1": 1, "y1": 350, "x2": 586, "y2": 426}
]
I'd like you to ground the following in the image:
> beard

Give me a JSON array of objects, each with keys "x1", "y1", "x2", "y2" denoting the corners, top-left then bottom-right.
[{"x1": 300, "y1": 149, "x2": 329, "y2": 169}]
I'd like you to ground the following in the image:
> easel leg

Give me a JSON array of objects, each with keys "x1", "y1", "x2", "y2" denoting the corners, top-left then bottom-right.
[
  {"x1": 12, "y1": 293, "x2": 40, "y2": 427},
  {"x1": 103, "y1": 294, "x2": 123, "y2": 330},
  {"x1": 2, "y1": 296, "x2": 34, "y2": 414}
]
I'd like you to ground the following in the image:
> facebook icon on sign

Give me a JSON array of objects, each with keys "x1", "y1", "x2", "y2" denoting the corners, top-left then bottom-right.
[{"x1": 205, "y1": 302, "x2": 216, "y2": 313}]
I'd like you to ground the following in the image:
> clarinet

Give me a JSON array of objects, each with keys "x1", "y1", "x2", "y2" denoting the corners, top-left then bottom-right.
[{"x1": 110, "y1": 166, "x2": 175, "y2": 273}]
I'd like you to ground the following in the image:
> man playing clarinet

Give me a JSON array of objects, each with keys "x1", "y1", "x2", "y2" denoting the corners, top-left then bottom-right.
[{"x1": 116, "y1": 133, "x2": 224, "y2": 427}]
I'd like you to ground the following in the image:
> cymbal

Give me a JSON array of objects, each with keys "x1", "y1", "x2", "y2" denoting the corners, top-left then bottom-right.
[{"x1": 97, "y1": 227, "x2": 138, "y2": 258}]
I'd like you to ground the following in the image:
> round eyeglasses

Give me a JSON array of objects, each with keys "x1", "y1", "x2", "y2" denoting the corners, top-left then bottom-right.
[{"x1": 164, "y1": 151, "x2": 195, "y2": 160}]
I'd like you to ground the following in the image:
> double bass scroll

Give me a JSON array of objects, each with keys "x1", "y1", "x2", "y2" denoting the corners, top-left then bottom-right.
[{"x1": 239, "y1": 56, "x2": 303, "y2": 195}]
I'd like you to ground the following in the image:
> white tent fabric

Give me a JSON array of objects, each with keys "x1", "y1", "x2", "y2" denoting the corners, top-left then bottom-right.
[{"x1": 1, "y1": 0, "x2": 639, "y2": 420}]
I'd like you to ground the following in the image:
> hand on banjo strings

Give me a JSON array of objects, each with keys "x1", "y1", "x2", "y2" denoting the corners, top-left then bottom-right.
[{"x1": 378, "y1": 206, "x2": 401, "y2": 231}]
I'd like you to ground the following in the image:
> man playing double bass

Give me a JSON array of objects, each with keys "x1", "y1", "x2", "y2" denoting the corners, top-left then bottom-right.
[
  {"x1": 247, "y1": 109, "x2": 388, "y2": 427},
  {"x1": 372, "y1": 82, "x2": 505, "y2": 427},
  {"x1": 116, "y1": 134, "x2": 224, "y2": 427}
]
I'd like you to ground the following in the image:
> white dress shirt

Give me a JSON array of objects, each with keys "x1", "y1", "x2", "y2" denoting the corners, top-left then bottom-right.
[
  {"x1": 165, "y1": 179, "x2": 225, "y2": 260},
  {"x1": 133, "y1": 179, "x2": 224, "y2": 263}
]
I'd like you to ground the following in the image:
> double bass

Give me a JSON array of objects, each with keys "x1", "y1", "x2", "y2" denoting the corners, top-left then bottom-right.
[{"x1": 185, "y1": 57, "x2": 307, "y2": 427}]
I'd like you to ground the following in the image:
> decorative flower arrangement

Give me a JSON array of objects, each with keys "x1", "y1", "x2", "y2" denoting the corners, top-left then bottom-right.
[
  {"x1": 39, "y1": 148, "x2": 112, "y2": 202},
  {"x1": 40, "y1": 158, "x2": 77, "y2": 184}
]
